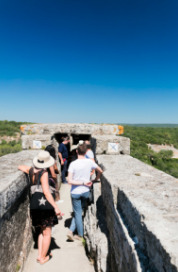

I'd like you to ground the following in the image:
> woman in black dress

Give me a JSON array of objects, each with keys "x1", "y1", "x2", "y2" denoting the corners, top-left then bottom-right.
[{"x1": 18, "y1": 150, "x2": 62, "y2": 264}]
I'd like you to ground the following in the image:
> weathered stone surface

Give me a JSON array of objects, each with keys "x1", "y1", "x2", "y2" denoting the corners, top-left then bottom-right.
[
  {"x1": 0, "y1": 191, "x2": 32, "y2": 272},
  {"x1": 21, "y1": 133, "x2": 130, "y2": 157},
  {"x1": 84, "y1": 181, "x2": 141, "y2": 272},
  {"x1": 21, "y1": 135, "x2": 52, "y2": 150},
  {"x1": 84, "y1": 183, "x2": 109, "y2": 272},
  {"x1": 0, "y1": 151, "x2": 39, "y2": 272},
  {"x1": 96, "y1": 155, "x2": 178, "y2": 272},
  {"x1": 92, "y1": 135, "x2": 130, "y2": 155},
  {"x1": 21, "y1": 123, "x2": 121, "y2": 136}
]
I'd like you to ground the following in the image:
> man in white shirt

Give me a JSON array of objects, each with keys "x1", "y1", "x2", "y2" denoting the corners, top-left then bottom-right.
[{"x1": 67, "y1": 143, "x2": 103, "y2": 241}]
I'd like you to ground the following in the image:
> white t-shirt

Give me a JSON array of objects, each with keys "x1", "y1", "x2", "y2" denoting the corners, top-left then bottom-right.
[
  {"x1": 85, "y1": 150, "x2": 94, "y2": 159},
  {"x1": 68, "y1": 158, "x2": 98, "y2": 195}
]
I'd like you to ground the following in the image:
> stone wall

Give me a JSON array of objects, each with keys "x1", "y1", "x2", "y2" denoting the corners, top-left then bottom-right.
[
  {"x1": 0, "y1": 151, "x2": 38, "y2": 272},
  {"x1": 20, "y1": 123, "x2": 121, "y2": 136},
  {"x1": 20, "y1": 123, "x2": 129, "y2": 156},
  {"x1": 84, "y1": 155, "x2": 178, "y2": 272}
]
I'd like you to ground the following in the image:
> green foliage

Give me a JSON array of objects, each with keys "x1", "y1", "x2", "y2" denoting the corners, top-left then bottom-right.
[
  {"x1": 124, "y1": 126, "x2": 178, "y2": 149},
  {"x1": 16, "y1": 264, "x2": 21, "y2": 272},
  {"x1": 0, "y1": 140, "x2": 22, "y2": 157},
  {"x1": 0, "y1": 120, "x2": 33, "y2": 157},
  {"x1": 124, "y1": 126, "x2": 178, "y2": 178},
  {"x1": 0, "y1": 120, "x2": 32, "y2": 136}
]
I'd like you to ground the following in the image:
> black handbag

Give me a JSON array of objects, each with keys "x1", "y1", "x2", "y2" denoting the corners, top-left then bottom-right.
[
  {"x1": 30, "y1": 170, "x2": 55, "y2": 211},
  {"x1": 87, "y1": 184, "x2": 94, "y2": 205}
]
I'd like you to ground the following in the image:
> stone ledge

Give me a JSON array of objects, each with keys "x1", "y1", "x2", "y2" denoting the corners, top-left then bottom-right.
[
  {"x1": 21, "y1": 123, "x2": 120, "y2": 136},
  {"x1": 0, "y1": 151, "x2": 39, "y2": 272},
  {"x1": 0, "y1": 151, "x2": 38, "y2": 218},
  {"x1": 97, "y1": 155, "x2": 178, "y2": 271}
]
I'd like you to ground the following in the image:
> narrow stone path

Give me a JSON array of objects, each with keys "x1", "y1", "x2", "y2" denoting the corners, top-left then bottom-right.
[{"x1": 23, "y1": 184, "x2": 95, "y2": 272}]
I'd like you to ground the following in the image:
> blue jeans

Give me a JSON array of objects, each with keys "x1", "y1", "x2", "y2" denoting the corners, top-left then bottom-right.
[
  {"x1": 69, "y1": 191, "x2": 90, "y2": 237},
  {"x1": 61, "y1": 160, "x2": 68, "y2": 183}
]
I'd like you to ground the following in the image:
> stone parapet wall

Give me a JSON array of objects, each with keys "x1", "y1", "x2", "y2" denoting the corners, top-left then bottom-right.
[
  {"x1": 84, "y1": 155, "x2": 178, "y2": 272},
  {"x1": 20, "y1": 123, "x2": 120, "y2": 136},
  {"x1": 21, "y1": 123, "x2": 129, "y2": 155},
  {"x1": 0, "y1": 151, "x2": 38, "y2": 272}
]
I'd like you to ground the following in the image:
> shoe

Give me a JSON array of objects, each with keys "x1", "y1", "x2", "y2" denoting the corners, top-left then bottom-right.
[
  {"x1": 37, "y1": 253, "x2": 52, "y2": 263},
  {"x1": 39, "y1": 255, "x2": 52, "y2": 264},
  {"x1": 67, "y1": 230, "x2": 74, "y2": 241},
  {"x1": 74, "y1": 235, "x2": 83, "y2": 241}
]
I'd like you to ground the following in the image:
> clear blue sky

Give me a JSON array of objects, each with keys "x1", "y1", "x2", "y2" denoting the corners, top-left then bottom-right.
[{"x1": 0, "y1": 0, "x2": 178, "y2": 124}]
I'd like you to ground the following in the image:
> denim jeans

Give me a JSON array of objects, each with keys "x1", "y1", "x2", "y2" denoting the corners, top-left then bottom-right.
[
  {"x1": 69, "y1": 191, "x2": 90, "y2": 237},
  {"x1": 61, "y1": 159, "x2": 68, "y2": 183}
]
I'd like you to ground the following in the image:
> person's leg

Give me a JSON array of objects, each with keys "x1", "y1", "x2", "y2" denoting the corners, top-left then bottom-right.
[
  {"x1": 71, "y1": 194, "x2": 83, "y2": 237},
  {"x1": 62, "y1": 160, "x2": 68, "y2": 183},
  {"x1": 67, "y1": 216, "x2": 76, "y2": 240},
  {"x1": 40, "y1": 226, "x2": 52, "y2": 263},
  {"x1": 69, "y1": 216, "x2": 76, "y2": 233},
  {"x1": 81, "y1": 191, "x2": 90, "y2": 207},
  {"x1": 37, "y1": 231, "x2": 43, "y2": 261}
]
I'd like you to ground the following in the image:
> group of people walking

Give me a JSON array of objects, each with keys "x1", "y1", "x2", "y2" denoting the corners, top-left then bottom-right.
[{"x1": 18, "y1": 139, "x2": 103, "y2": 265}]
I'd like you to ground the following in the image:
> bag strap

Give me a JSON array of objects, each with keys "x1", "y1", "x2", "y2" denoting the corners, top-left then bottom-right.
[
  {"x1": 37, "y1": 169, "x2": 46, "y2": 188},
  {"x1": 26, "y1": 173, "x2": 31, "y2": 200}
]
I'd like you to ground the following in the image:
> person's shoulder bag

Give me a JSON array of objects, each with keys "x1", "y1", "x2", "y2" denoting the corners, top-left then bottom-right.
[{"x1": 30, "y1": 169, "x2": 55, "y2": 211}]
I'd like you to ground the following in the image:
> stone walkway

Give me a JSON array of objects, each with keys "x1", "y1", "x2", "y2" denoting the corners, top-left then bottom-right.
[{"x1": 23, "y1": 184, "x2": 95, "y2": 272}]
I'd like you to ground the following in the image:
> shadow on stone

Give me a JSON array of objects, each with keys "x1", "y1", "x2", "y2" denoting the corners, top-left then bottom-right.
[
  {"x1": 50, "y1": 237, "x2": 61, "y2": 251},
  {"x1": 116, "y1": 190, "x2": 178, "y2": 272}
]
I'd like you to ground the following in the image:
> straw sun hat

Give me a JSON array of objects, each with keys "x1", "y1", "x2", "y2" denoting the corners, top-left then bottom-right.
[{"x1": 33, "y1": 150, "x2": 55, "y2": 169}]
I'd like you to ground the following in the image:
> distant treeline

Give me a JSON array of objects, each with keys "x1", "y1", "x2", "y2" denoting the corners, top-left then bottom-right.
[
  {"x1": 0, "y1": 120, "x2": 32, "y2": 136},
  {"x1": 121, "y1": 124, "x2": 178, "y2": 128},
  {"x1": 124, "y1": 126, "x2": 178, "y2": 178}
]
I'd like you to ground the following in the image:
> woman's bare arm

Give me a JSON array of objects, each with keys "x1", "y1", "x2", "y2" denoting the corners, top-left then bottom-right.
[
  {"x1": 93, "y1": 166, "x2": 103, "y2": 181},
  {"x1": 18, "y1": 165, "x2": 31, "y2": 174},
  {"x1": 49, "y1": 165, "x2": 57, "y2": 180}
]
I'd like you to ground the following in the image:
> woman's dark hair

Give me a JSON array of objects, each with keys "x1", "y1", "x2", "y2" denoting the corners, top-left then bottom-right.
[
  {"x1": 86, "y1": 144, "x2": 91, "y2": 149},
  {"x1": 45, "y1": 145, "x2": 56, "y2": 159}
]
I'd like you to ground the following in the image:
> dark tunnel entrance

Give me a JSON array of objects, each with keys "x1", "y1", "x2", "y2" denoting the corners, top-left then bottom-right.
[
  {"x1": 53, "y1": 132, "x2": 92, "y2": 166},
  {"x1": 71, "y1": 133, "x2": 91, "y2": 145}
]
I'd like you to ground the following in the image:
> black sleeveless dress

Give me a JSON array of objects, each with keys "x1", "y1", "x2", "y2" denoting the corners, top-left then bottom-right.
[{"x1": 29, "y1": 168, "x2": 58, "y2": 228}]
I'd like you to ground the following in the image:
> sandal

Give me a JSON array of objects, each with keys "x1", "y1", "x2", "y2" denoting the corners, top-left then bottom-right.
[
  {"x1": 67, "y1": 230, "x2": 74, "y2": 241},
  {"x1": 37, "y1": 253, "x2": 52, "y2": 264}
]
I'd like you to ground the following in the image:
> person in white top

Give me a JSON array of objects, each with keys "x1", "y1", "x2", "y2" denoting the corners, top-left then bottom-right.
[
  {"x1": 85, "y1": 140, "x2": 94, "y2": 160},
  {"x1": 67, "y1": 143, "x2": 103, "y2": 241}
]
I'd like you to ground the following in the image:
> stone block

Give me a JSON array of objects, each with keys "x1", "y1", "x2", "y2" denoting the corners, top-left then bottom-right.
[
  {"x1": 20, "y1": 123, "x2": 120, "y2": 136},
  {"x1": 21, "y1": 135, "x2": 52, "y2": 150},
  {"x1": 92, "y1": 135, "x2": 130, "y2": 155}
]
